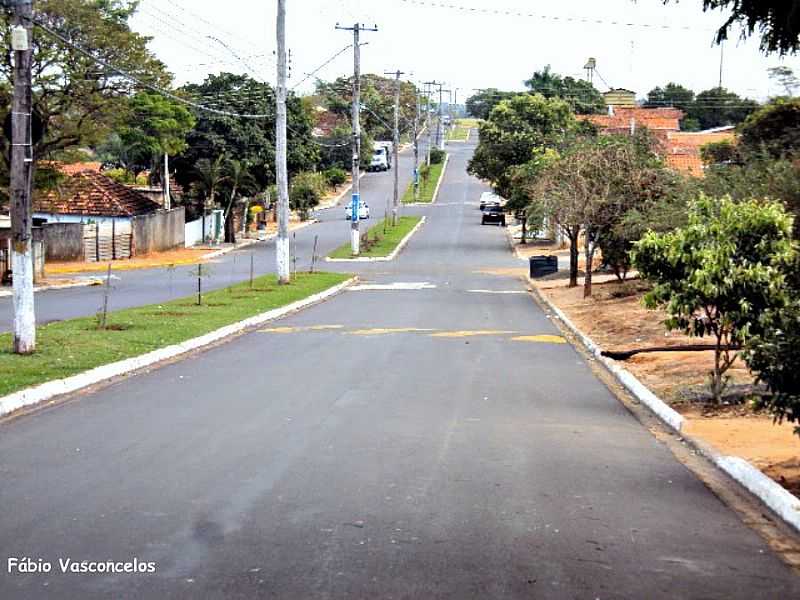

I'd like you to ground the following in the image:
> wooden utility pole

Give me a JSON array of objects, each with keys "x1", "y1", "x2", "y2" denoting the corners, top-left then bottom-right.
[
  {"x1": 275, "y1": 0, "x2": 290, "y2": 283},
  {"x1": 384, "y1": 69, "x2": 404, "y2": 225},
  {"x1": 336, "y1": 22, "x2": 377, "y2": 255},
  {"x1": 10, "y1": 0, "x2": 35, "y2": 354}
]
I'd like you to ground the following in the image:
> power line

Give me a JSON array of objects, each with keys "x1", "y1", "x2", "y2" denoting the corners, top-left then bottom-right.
[
  {"x1": 395, "y1": 0, "x2": 713, "y2": 32},
  {"x1": 291, "y1": 44, "x2": 353, "y2": 90}
]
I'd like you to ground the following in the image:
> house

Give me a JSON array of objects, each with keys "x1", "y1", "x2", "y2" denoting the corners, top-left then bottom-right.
[
  {"x1": 663, "y1": 127, "x2": 737, "y2": 178},
  {"x1": 34, "y1": 169, "x2": 162, "y2": 226},
  {"x1": 579, "y1": 107, "x2": 684, "y2": 136}
]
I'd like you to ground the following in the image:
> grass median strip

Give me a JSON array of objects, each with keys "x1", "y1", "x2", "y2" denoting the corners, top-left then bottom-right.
[
  {"x1": 447, "y1": 125, "x2": 469, "y2": 141},
  {"x1": 0, "y1": 271, "x2": 349, "y2": 397},
  {"x1": 401, "y1": 161, "x2": 445, "y2": 204},
  {"x1": 328, "y1": 216, "x2": 422, "y2": 259}
]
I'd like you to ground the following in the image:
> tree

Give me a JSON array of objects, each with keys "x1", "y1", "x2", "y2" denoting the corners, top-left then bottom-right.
[
  {"x1": 662, "y1": 1, "x2": 800, "y2": 55},
  {"x1": 699, "y1": 139, "x2": 741, "y2": 165},
  {"x1": 467, "y1": 93, "x2": 575, "y2": 199},
  {"x1": 289, "y1": 172, "x2": 326, "y2": 221},
  {"x1": 745, "y1": 254, "x2": 800, "y2": 439},
  {"x1": 191, "y1": 156, "x2": 228, "y2": 241},
  {"x1": 525, "y1": 66, "x2": 604, "y2": 115},
  {"x1": 632, "y1": 195, "x2": 795, "y2": 403},
  {"x1": 220, "y1": 159, "x2": 257, "y2": 244},
  {"x1": 644, "y1": 82, "x2": 698, "y2": 129},
  {"x1": 0, "y1": 0, "x2": 169, "y2": 164},
  {"x1": 768, "y1": 66, "x2": 800, "y2": 97},
  {"x1": 174, "y1": 73, "x2": 318, "y2": 195},
  {"x1": 685, "y1": 87, "x2": 759, "y2": 129},
  {"x1": 465, "y1": 88, "x2": 518, "y2": 120},
  {"x1": 739, "y1": 98, "x2": 800, "y2": 159}
]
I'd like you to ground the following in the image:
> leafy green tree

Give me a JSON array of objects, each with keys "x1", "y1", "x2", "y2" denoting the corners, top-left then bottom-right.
[
  {"x1": 644, "y1": 82, "x2": 698, "y2": 129},
  {"x1": 465, "y1": 88, "x2": 518, "y2": 120},
  {"x1": 662, "y1": 1, "x2": 800, "y2": 55},
  {"x1": 633, "y1": 195, "x2": 796, "y2": 403},
  {"x1": 289, "y1": 172, "x2": 327, "y2": 221},
  {"x1": 525, "y1": 66, "x2": 604, "y2": 115},
  {"x1": 467, "y1": 93, "x2": 575, "y2": 199},
  {"x1": 699, "y1": 139, "x2": 742, "y2": 165},
  {"x1": 746, "y1": 254, "x2": 800, "y2": 438},
  {"x1": 174, "y1": 73, "x2": 318, "y2": 194},
  {"x1": 0, "y1": 0, "x2": 169, "y2": 162},
  {"x1": 685, "y1": 87, "x2": 759, "y2": 129},
  {"x1": 768, "y1": 66, "x2": 800, "y2": 97},
  {"x1": 739, "y1": 98, "x2": 800, "y2": 159}
]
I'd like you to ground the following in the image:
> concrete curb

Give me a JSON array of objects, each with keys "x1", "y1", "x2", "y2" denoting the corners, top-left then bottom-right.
[
  {"x1": 200, "y1": 238, "x2": 259, "y2": 260},
  {"x1": 0, "y1": 276, "x2": 358, "y2": 419},
  {"x1": 318, "y1": 173, "x2": 366, "y2": 210},
  {"x1": 0, "y1": 278, "x2": 104, "y2": 298},
  {"x1": 403, "y1": 154, "x2": 450, "y2": 207},
  {"x1": 325, "y1": 216, "x2": 426, "y2": 263},
  {"x1": 530, "y1": 284, "x2": 800, "y2": 534}
]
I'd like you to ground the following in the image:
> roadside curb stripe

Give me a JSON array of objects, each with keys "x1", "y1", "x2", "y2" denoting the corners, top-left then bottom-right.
[
  {"x1": 530, "y1": 283, "x2": 800, "y2": 534},
  {"x1": 325, "y1": 216, "x2": 426, "y2": 263},
  {"x1": 0, "y1": 277, "x2": 358, "y2": 419}
]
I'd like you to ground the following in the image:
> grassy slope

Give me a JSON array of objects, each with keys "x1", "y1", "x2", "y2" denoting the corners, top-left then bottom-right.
[
  {"x1": 0, "y1": 272, "x2": 349, "y2": 397},
  {"x1": 401, "y1": 160, "x2": 445, "y2": 204},
  {"x1": 328, "y1": 216, "x2": 422, "y2": 259}
]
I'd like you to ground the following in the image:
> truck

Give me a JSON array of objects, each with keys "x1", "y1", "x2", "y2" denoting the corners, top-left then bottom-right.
[{"x1": 368, "y1": 141, "x2": 393, "y2": 172}]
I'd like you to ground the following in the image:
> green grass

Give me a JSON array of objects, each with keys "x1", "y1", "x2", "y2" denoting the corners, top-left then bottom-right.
[
  {"x1": 455, "y1": 118, "x2": 481, "y2": 128},
  {"x1": 447, "y1": 125, "x2": 470, "y2": 141},
  {"x1": 0, "y1": 272, "x2": 350, "y2": 397},
  {"x1": 401, "y1": 160, "x2": 445, "y2": 204},
  {"x1": 328, "y1": 216, "x2": 423, "y2": 259}
]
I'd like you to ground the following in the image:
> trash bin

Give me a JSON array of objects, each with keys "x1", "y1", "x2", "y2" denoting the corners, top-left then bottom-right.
[{"x1": 529, "y1": 255, "x2": 558, "y2": 278}]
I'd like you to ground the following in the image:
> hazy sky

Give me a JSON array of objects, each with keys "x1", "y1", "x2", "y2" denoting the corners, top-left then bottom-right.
[{"x1": 130, "y1": 0, "x2": 800, "y2": 102}]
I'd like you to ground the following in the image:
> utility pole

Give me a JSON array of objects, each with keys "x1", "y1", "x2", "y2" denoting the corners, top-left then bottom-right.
[
  {"x1": 163, "y1": 153, "x2": 170, "y2": 210},
  {"x1": 423, "y1": 81, "x2": 439, "y2": 164},
  {"x1": 10, "y1": 0, "x2": 35, "y2": 354},
  {"x1": 337, "y1": 22, "x2": 378, "y2": 255},
  {"x1": 384, "y1": 69, "x2": 404, "y2": 225},
  {"x1": 439, "y1": 87, "x2": 451, "y2": 150},
  {"x1": 413, "y1": 82, "x2": 421, "y2": 202},
  {"x1": 275, "y1": 0, "x2": 290, "y2": 283}
]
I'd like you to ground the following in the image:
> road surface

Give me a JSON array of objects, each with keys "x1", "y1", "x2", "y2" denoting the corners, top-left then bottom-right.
[{"x1": 1, "y1": 138, "x2": 798, "y2": 599}]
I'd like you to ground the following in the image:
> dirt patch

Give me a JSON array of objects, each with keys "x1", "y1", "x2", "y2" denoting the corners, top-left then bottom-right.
[
  {"x1": 46, "y1": 248, "x2": 210, "y2": 275},
  {"x1": 147, "y1": 311, "x2": 191, "y2": 317}
]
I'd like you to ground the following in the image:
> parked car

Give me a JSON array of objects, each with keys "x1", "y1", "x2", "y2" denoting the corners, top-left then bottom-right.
[
  {"x1": 481, "y1": 204, "x2": 506, "y2": 226},
  {"x1": 478, "y1": 191, "x2": 502, "y2": 211},
  {"x1": 345, "y1": 202, "x2": 370, "y2": 220}
]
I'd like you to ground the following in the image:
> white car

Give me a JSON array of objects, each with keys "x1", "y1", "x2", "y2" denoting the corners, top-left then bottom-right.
[{"x1": 345, "y1": 202, "x2": 370, "y2": 220}]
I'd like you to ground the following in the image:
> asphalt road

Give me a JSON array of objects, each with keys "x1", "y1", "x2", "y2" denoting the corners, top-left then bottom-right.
[
  {"x1": 1, "y1": 137, "x2": 799, "y2": 598},
  {"x1": 0, "y1": 136, "x2": 431, "y2": 331}
]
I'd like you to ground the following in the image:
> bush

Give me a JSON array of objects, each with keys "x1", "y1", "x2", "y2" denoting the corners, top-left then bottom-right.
[
  {"x1": 324, "y1": 167, "x2": 348, "y2": 188},
  {"x1": 290, "y1": 171, "x2": 327, "y2": 220},
  {"x1": 429, "y1": 147, "x2": 446, "y2": 165}
]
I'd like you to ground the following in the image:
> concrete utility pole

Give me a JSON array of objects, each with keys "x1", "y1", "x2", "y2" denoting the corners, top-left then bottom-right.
[
  {"x1": 336, "y1": 22, "x2": 377, "y2": 255},
  {"x1": 423, "y1": 81, "x2": 439, "y2": 165},
  {"x1": 163, "y1": 153, "x2": 170, "y2": 210},
  {"x1": 384, "y1": 69, "x2": 404, "y2": 226},
  {"x1": 275, "y1": 0, "x2": 290, "y2": 283},
  {"x1": 413, "y1": 83, "x2": 421, "y2": 202},
  {"x1": 439, "y1": 87, "x2": 451, "y2": 150},
  {"x1": 10, "y1": 0, "x2": 35, "y2": 354}
]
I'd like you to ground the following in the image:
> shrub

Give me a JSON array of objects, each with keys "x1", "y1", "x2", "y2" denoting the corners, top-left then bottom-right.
[
  {"x1": 324, "y1": 167, "x2": 348, "y2": 188},
  {"x1": 290, "y1": 171, "x2": 326, "y2": 220},
  {"x1": 429, "y1": 147, "x2": 446, "y2": 165}
]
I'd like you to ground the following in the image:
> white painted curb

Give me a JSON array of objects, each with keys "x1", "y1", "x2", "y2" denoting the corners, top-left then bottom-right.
[
  {"x1": 404, "y1": 154, "x2": 450, "y2": 207},
  {"x1": 201, "y1": 238, "x2": 259, "y2": 260},
  {"x1": 532, "y1": 285, "x2": 800, "y2": 534},
  {"x1": 325, "y1": 216, "x2": 426, "y2": 263},
  {"x1": 0, "y1": 278, "x2": 104, "y2": 298},
  {"x1": 0, "y1": 276, "x2": 358, "y2": 419}
]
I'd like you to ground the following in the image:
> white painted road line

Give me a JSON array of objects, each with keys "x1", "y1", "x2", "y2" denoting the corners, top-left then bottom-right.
[
  {"x1": 350, "y1": 282, "x2": 437, "y2": 291},
  {"x1": 467, "y1": 289, "x2": 527, "y2": 295}
]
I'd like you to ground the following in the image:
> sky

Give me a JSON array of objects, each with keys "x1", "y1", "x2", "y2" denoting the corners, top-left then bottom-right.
[{"x1": 129, "y1": 0, "x2": 800, "y2": 103}]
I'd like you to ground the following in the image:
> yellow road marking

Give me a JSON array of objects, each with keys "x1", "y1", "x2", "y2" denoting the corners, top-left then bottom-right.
[
  {"x1": 429, "y1": 330, "x2": 515, "y2": 338},
  {"x1": 260, "y1": 325, "x2": 343, "y2": 333},
  {"x1": 348, "y1": 327, "x2": 437, "y2": 336},
  {"x1": 511, "y1": 335, "x2": 567, "y2": 344}
]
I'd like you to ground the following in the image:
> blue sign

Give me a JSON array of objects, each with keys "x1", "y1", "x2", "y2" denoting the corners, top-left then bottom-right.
[
  {"x1": 413, "y1": 168, "x2": 419, "y2": 185},
  {"x1": 351, "y1": 193, "x2": 360, "y2": 222}
]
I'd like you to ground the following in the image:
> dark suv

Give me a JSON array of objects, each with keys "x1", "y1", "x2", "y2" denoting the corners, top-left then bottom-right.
[{"x1": 481, "y1": 205, "x2": 506, "y2": 226}]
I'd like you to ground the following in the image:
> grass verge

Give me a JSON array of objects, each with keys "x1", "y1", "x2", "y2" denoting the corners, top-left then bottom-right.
[
  {"x1": 447, "y1": 125, "x2": 470, "y2": 141},
  {"x1": 401, "y1": 160, "x2": 445, "y2": 204},
  {"x1": 0, "y1": 272, "x2": 349, "y2": 397},
  {"x1": 328, "y1": 216, "x2": 422, "y2": 259}
]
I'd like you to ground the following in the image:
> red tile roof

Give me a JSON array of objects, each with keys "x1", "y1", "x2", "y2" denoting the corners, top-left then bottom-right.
[
  {"x1": 666, "y1": 154, "x2": 705, "y2": 178},
  {"x1": 34, "y1": 170, "x2": 162, "y2": 217},
  {"x1": 579, "y1": 107, "x2": 683, "y2": 132},
  {"x1": 663, "y1": 130, "x2": 736, "y2": 177}
]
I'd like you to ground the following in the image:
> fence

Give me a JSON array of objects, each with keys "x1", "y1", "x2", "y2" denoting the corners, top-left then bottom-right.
[
  {"x1": 0, "y1": 240, "x2": 45, "y2": 283},
  {"x1": 82, "y1": 223, "x2": 133, "y2": 262},
  {"x1": 184, "y1": 210, "x2": 223, "y2": 247},
  {"x1": 132, "y1": 207, "x2": 185, "y2": 254}
]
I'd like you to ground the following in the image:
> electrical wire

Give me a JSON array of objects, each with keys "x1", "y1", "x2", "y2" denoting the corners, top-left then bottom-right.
[{"x1": 291, "y1": 44, "x2": 353, "y2": 90}]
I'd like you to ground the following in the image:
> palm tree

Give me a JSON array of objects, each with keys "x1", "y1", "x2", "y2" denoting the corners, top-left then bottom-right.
[{"x1": 222, "y1": 159, "x2": 256, "y2": 244}]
